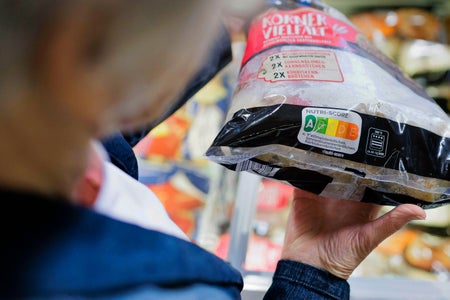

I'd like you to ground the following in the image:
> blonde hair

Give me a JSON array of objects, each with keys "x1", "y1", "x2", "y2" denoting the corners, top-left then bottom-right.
[{"x1": 0, "y1": 0, "x2": 223, "y2": 106}]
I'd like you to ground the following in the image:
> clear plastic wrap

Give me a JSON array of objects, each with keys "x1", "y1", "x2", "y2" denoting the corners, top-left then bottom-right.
[{"x1": 206, "y1": 0, "x2": 450, "y2": 208}]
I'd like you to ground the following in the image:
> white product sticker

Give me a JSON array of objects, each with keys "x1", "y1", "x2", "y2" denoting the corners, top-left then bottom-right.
[
  {"x1": 258, "y1": 50, "x2": 343, "y2": 82},
  {"x1": 298, "y1": 107, "x2": 362, "y2": 155},
  {"x1": 236, "y1": 160, "x2": 279, "y2": 177}
]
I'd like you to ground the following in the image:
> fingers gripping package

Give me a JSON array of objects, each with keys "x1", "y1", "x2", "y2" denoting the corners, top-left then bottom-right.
[{"x1": 206, "y1": 0, "x2": 450, "y2": 209}]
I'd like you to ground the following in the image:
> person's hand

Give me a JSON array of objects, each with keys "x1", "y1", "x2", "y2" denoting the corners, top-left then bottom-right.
[{"x1": 281, "y1": 189, "x2": 426, "y2": 279}]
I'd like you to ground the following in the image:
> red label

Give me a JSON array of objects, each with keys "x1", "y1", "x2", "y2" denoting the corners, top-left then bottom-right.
[{"x1": 242, "y1": 7, "x2": 359, "y2": 65}]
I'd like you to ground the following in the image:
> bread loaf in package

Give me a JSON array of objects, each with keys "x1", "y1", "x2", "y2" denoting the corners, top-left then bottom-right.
[{"x1": 206, "y1": 0, "x2": 450, "y2": 208}]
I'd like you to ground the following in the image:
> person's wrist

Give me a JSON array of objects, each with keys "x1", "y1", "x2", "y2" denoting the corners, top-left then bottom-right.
[{"x1": 281, "y1": 248, "x2": 351, "y2": 280}]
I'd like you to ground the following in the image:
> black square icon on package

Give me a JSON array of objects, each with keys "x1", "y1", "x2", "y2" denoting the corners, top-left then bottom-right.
[{"x1": 365, "y1": 128, "x2": 388, "y2": 158}]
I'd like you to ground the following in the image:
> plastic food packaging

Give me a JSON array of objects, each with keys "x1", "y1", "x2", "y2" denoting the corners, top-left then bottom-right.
[{"x1": 206, "y1": 0, "x2": 450, "y2": 208}]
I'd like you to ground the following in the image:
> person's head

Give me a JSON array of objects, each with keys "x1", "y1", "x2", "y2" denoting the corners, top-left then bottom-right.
[{"x1": 0, "y1": 0, "x2": 224, "y2": 138}]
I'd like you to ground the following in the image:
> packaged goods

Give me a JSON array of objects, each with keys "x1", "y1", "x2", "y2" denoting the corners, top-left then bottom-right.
[
  {"x1": 138, "y1": 161, "x2": 208, "y2": 237},
  {"x1": 206, "y1": 0, "x2": 450, "y2": 208}
]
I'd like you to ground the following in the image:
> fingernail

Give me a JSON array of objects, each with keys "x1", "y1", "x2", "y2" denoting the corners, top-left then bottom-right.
[{"x1": 413, "y1": 214, "x2": 426, "y2": 221}]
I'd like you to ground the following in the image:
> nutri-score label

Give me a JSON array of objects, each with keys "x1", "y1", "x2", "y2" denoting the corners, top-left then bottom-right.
[{"x1": 298, "y1": 108, "x2": 362, "y2": 155}]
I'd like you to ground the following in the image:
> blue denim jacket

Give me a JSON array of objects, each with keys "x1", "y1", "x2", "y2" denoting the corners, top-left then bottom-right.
[
  {"x1": 0, "y1": 189, "x2": 242, "y2": 299},
  {"x1": 265, "y1": 260, "x2": 350, "y2": 299},
  {"x1": 1, "y1": 188, "x2": 349, "y2": 299}
]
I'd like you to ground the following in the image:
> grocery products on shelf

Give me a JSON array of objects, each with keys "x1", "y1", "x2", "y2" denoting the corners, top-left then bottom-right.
[
  {"x1": 134, "y1": 71, "x2": 236, "y2": 239},
  {"x1": 133, "y1": 37, "x2": 248, "y2": 242},
  {"x1": 137, "y1": 161, "x2": 209, "y2": 236},
  {"x1": 349, "y1": 5, "x2": 450, "y2": 112}
]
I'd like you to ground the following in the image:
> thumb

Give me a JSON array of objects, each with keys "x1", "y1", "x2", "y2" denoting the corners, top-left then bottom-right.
[{"x1": 364, "y1": 204, "x2": 426, "y2": 249}]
